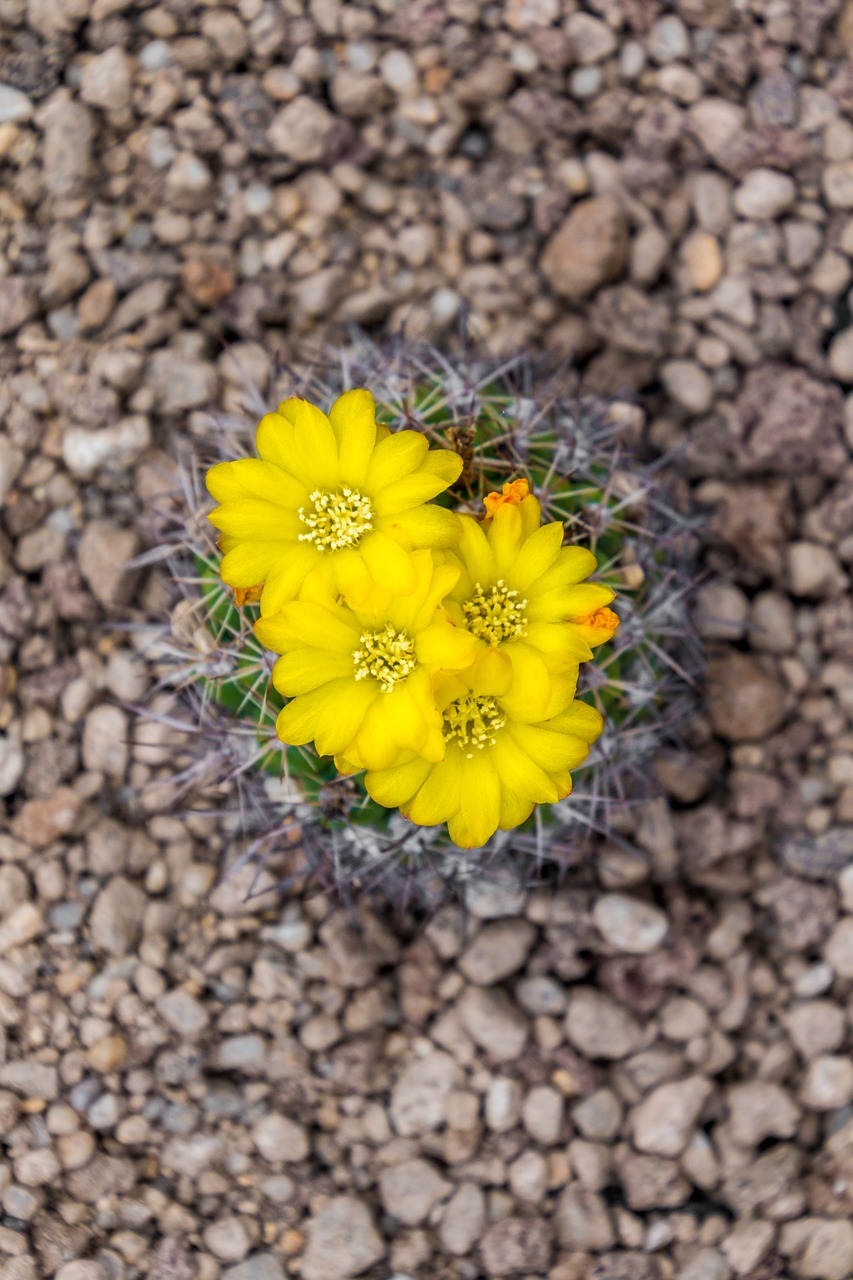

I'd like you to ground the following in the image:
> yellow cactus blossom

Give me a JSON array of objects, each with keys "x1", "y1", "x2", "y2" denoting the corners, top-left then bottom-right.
[
  {"x1": 442, "y1": 481, "x2": 619, "y2": 715},
  {"x1": 364, "y1": 665, "x2": 604, "y2": 848},
  {"x1": 206, "y1": 389, "x2": 463, "y2": 616},
  {"x1": 254, "y1": 552, "x2": 479, "y2": 771}
]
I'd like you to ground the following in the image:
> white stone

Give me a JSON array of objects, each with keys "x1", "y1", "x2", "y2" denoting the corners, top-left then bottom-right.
[
  {"x1": 733, "y1": 169, "x2": 796, "y2": 219},
  {"x1": 631, "y1": 1077, "x2": 712, "y2": 1156},
  {"x1": 0, "y1": 84, "x2": 34, "y2": 124},
  {"x1": 593, "y1": 894, "x2": 669, "y2": 954}
]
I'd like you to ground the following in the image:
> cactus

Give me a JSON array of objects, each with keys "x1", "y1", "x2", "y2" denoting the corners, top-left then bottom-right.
[{"x1": 145, "y1": 337, "x2": 700, "y2": 905}]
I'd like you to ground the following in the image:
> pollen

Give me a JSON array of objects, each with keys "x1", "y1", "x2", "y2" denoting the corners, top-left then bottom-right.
[
  {"x1": 298, "y1": 487, "x2": 373, "y2": 551},
  {"x1": 443, "y1": 694, "x2": 506, "y2": 757},
  {"x1": 463, "y1": 579, "x2": 528, "y2": 645},
  {"x1": 353, "y1": 624, "x2": 417, "y2": 692}
]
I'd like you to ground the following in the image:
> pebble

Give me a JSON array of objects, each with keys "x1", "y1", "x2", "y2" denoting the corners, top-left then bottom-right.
[
  {"x1": 0, "y1": 278, "x2": 39, "y2": 338},
  {"x1": 223, "y1": 1255, "x2": 284, "y2": 1280},
  {"x1": 565, "y1": 989, "x2": 644, "y2": 1059},
  {"x1": 540, "y1": 196, "x2": 629, "y2": 301},
  {"x1": 43, "y1": 92, "x2": 94, "y2": 197},
  {"x1": 592, "y1": 894, "x2": 668, "y2": 954},
  {"x1": 80, "y1": 48, "x2": 132, "y2": 112},
  {"x1": 661, "y1": 359, "x2": 714, "y2": 414},
  {"x1": 203, "y1": 1218, "x2": 250, "y2": 1263},
  {"x1": 787, "y1": 542, "x2": 846, "y2": 597},
  {"x1": 389, "y1": 1052, "x2": 459, "y2": 1137},
  {"x1": 78, "y1": 520, "x2": 140, "y2": 608},
  {"x1": 82, "y1": 704, "x2": 129, "y2": 782},
  {"x1": 439, "y1": 1182, "x2": 485, "y2": 1255},
  {"x1": 267, "y1": 97, "x2": 337, "y2": 164},
  {"x1": 157, "y1": 988, "x2": 210, "y2": 1038},
  {"x1": 705, "y1": 653, "x2": 786, "y2": 742},
  {"x1": 89, "y1": 877, "x2": 146, "y2": 956},
  {"x1": 681, "y1": 231, "x2": 723, "y2": 291},
  {"x1": 457, "y1": 987, "x2": 529, "y2": 1061},
  {"x1": 11, "y1": 789, "x2": 80, "y2": 849},
  {"x1": 800, "y1": 1056, "x2": 853, "y2": 1109},
  {"x1": 252, "y1": 1114, "x2": 309, "y2": 1163},
  {"x1": 458, "y1": 919, "x2": 536, "y2": 983},
  {"x1": 0, "y1": 85, "x2": 33, "y2": 125},
  {"x1": 62, "y1": 417, "x2": 151, "y2": 476},
  {"x1": 733, "y1": 169, "x2": 797, "y2": 219},
  {"x1": 301, "y1": 1196, "x2": 384, "y2": 1280},
  {"x1": 379, "y1": 1158, "x2": 450, "y2": 1226},
  {"x1": 727, "y1": 1081, "x2": 800, "y2": 1146},
  {"x1": 479, "y1": 1217, "x2": 552, "y2": 1276},
  {"x1": 521, "y1": 1085, "x2": 564, "y2": 1145},
  {"x1": 631, "y1": 1077, "x2": 712, "y2": 1156}
]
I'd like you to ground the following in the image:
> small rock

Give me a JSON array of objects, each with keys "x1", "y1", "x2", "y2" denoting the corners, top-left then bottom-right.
[
  {"x1": 148, "y1": 351, "x2": 217, "y2": 413},
  {"x1": 722, "y1": 1219, "x2": 775, "y2": 1275},
  {"x1": 480, "y1": 1217, "x2": 552, "y2": 1275},
  {"x1": 379, "y1": 1158, "x2": 449, "y2": 1226},
  {"x1": 82, "y1": 704, "x2": 129, "y2": 782},
  {"x1": 593, "y1": 894, "x2": 668, "y2": 954},
  {"x1": 182, "y1": 259, "x2": 235, "y2": 308},
  {"x1": 555, "y1": 1184, "x2": 615, "y2": 1250},
  {"x1": 0, "y1": 903, "x2": 42, "y2": 954},
  {"x1": 16, "y1": 1147, "x2": 60, "y2": 1186},
  {"x1": 0, "y1": 85, "x2": 33, "y2": 125},
  {"x1": 824, "y1": 160, "x2": 853, "y2": 208},
  {"x1": 522, "y1": 1085, "x2": 564, "y2": 1145},
  {"x1": 0, "y1": 1061, "x2": 58, "y2": 1101},
  {"x1": 788, "y1": 542, "x2": 846, "y2": 597},
  {"x1": 89, "y1": 876, "x2": 146, "y2": 956},
  {"x1": 43, "y1": 91, "x2": 94, "y2": 197},
  {"x1": 681, "y1": 231, "x2": 723, "y2": 291},
  {"x1": 55, "y1": 1265, "x2": 109, "y2": 1280},
  {"x1": 252, "y1": 1114, "x2": 309, "y2": 1163},
  {"x1": 733, "y1": 364, "x2": 845, "y2": 477},
  {"x1": 80, "y1": 47, "x2": 132, "y2": 112},
  {"x1": 631, "y1": 1077, "x2": 712, "y2": 1157},
  {"x1": 87, "y1": 1035, "x2": 126, "y2": 1073},
  {"x1": 457, "y1": 987, "x2": 529, "y2": 1061},
  {"x1": 267, "y1": 96, "x2": 337, "y2": 164},
  {"x1": 62, "y1": 417, "x2": 151, "y2": 477},
  {"x1": 695, "y1": 581, "x2": 749, "y2": 640},
  {"x1": 389, "y1": 1052, "x2": 459, "y2": 1136},
  {"x1": 222, "y1": 1254, "x2": 284, "y2": 1280},
  {"x1": 727, "y1": 1081, "x2": 800, "y2": 1146},
  {"x1": 797, "y1": 1220, "x2": 853, "y2": 1280},
  {"x1": 485, "y1": 1076, "x2": 523, "y2": 1131},
  {"x1": 541, "y1": 196, "x2": 629, "y2": 301},
  {"x1": 301, "y1": 1196, "x2": 384, "y2": 1280},
  {"x1": 440, "y1": 1182, "x2": 485, "y2": 1255},
  {"x1": 800, "y1": 1056, "x2": 853, "y2": 1110},
  {"x1": 565, "y1": 988, "x2": 644, "y2": 1059},
  {"x1": 204, "y1": 1219, "x2": 250, "y2": 1264},
  {"x1": 11, "y1": 788, "x2": 80, "y2": 849},
  {"x1": 826, "y1": 917, "x2": 853, "y2": 978},
  {"x1": 166, "y1": 154, "x2": 214, "y2": 212},
  {"x1": 784, "y1": 1001, "x2": 846, "y2": 1060},
  {"x1": 0, "y1": 277, "x2": 39, "y2": 338},
  {"x1": 458, "y1": 919, "x2": 536, "y2": 984},
  {"x1": 705, "y1": 653, "x2": 786, "y2": 742},
  {"x1": 661, "y1": 359, "x2": 714, "y2": 414},
  {"x1": 733, "y1": 168, "x2": 796, "y2": 218},
  {"x1": 157, "y1": 989, "x2": 210, "y2": 1038},
  {"x1": 78, "y1": 520, "x2": 140, "y2": 608}
]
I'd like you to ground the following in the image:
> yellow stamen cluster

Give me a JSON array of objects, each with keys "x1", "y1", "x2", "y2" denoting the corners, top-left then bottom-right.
[
  {"x1": 443, "y1": 694, "x2": 507, "y2": 757},
  {"x1": 353, "y1": 625, "x2": 417, "y2": 692},
  {"x1": 463, "y1": 579, "x2": 528, "y2": 645},
  {"x1": 298, "y1": 487, "x2": 373, "y2": 551}
]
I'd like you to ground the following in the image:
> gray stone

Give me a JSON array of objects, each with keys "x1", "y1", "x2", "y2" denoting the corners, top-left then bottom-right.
[
  {"x1": 565, "y1": 988, "x2": 644, "y2": 1059},
  {"x1": 43, "y1": 91, "x2": 94, "y2": 197},
  {"x1": 631, "y1": 1077, "x2": 712, "y2": 1156},
  {"x1": 457, "y1": 987, "x2": 529, "y2": 1061},
  {"x1": 389, "y1": 1051, "x2": 459, "y2": 1136},
  {"x1": 458, "y1": 919, "x2": 536, "y2": 984},
  {"x1": 379, "y1": 1158, "x2": 449, "y2": 1226},
  {"x1": 301, "y1": 1196, "x2": 384, "y2": 1280},
  {"x1": 480, "y1": 1217, "x2": 552, "y2": 1275},
  {"x1": 80, "y1": 47, "x2": 132, "y2": 112},
  {"x1": 439, "y1": 1182, "x2": 485, "y2": 1255},
  {"x1": 267, "y1": 96, "x2": 337, "y2": 164},
  {"x1": 222, "y1": 1254, "x2": 284, "y2": 1280},
  {"x1": 148, "y1": 351, "x2": 217, "y2": 413},
  {"x1": 0, "y1": 277, "x2": 39, "y2": 337},
  {"x1": 593, "y1": 894, "x2": 668, "y2": 954},
  {"x1": 0, "y1": 85, "x2": 33, "y2": 124},
  {"x1": 78, "y1": 520, "x2": 140, "y2": 607},
  {"x1": 89, "y1": 876, "x2": 146, "y2": 956}
]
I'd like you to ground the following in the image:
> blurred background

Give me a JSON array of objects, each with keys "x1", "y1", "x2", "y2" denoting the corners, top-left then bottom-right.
[{"x1": 3, "y1": 2, "x2": 853, "y2": 1279}]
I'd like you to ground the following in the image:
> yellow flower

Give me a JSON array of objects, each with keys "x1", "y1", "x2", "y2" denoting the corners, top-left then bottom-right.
[
  {"x1": 364, "y1": 666, "x2": 603, "y2": 848},
  {"x1": 254, "y1": 552, "x2": 478, "y2": 771},
  {"x1": 442, "y1": 482, "x2": 619, "y2": 714},
  {"x1": 206, "y1": 389, "x2": 463, "y2": 615}
]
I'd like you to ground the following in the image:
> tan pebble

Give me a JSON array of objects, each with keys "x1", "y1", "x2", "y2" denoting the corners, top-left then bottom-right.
[
  {"x1": 682, "y1": 230, "x2": 723, "y2": 291},
  {"x1": 88, "y1": 1035, "x2": 127, "y2": 1073}
]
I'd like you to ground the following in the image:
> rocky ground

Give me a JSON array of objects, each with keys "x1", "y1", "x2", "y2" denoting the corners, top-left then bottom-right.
[{"x1": 3, "y1": 1, "x2": 853, "y2": 1279}]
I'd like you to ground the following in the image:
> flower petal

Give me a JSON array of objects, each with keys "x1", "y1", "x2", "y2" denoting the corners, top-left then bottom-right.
[
  {"x1": 406, "y1": 758, "x2": 461, "y2": 826},
  {"x1": 527, "y1": 582, "x2": 615, "y2": 623},
  {"x1": 547, "y1": 699, "x2": 604, "y2": 743},
  {"x1": 255, "y1": 601, "x2": 359, "y2": 653},
  {"x1": 504, "y1": 642, "x2": 552, "y2": 716},
  {"x1": 255, "y1": 414, "x2": 299, "y2": 474},
  {"x1": 220, "y1": 541, "x2": 284, "y2": 588},
  {"x1": 498, "y1": 787, "x2": 535, "y2": 831},
  {"x1": 259, "y1": 545, "x2": 320, "y2": 614},
  {"x1": 311, "y1": 679, "x2": 377, "y2": 756},
  {"x1": 487, "y1": 503, "x2": 523, "y2": 575},
  {"x1": 275, "y1": 681, "x2": 352, "y2": 747},
  {"x1": 525, "y1": 620, "x2": 594, "y2": 664},
  {"x1": 510, "y1": 722, "x2": 591, "y2": 773},
  {"x1": 366, "y1": 430, "x2": 429, "y2": 490},
  {"x1": 361, "y1": 530, "x2": 419, "y2": 595},
  {"x1": 365, "y1": 755, "x2": 431, "y2": 808},
  {"x1": 453, "y1": 516, "x2": 495, "y2": 590},
  {"x1": 373, "y1": 449, "x2": 462, "y2": 514},
  {"x1": 509, "y1": 521, "x2": 564, "y2": 591},
  {"x1": 533, "y1": 546, "x2": 599, "y2": 593},
  {"x1": 382, "y1": 504, "x2": 462, "y2": 550},
  {"x1": 329, "y1": 389, "x2": 377, "y2": 487},
  {"x1": 333, "y1": 548, "x2": 381, "y2": 611},
  {"x1": 415, "y1": 620, "x2": 479, "y2": 670},
  {"x1": 447, "y1": 752, "x2": 501, "y2": 847},
  {"x1": 209, "y1": 499, "x2": 301, "y2": 540},
  {"x1": 271, "y1": 649, "x2": 354, "y2": 696},
  {"x1": 491, "y1": 733, "x2": 559, "y2": 803},
  {"x1": 277, "y1": 397, "x2": 339, "y2": 488},
  {"x1": 207, "y1": 457, "x2": 308, "y2": 507}
]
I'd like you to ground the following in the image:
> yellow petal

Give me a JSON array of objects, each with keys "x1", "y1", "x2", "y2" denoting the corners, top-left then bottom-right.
[
  {"x1": 487, "y1": 503, "x2": 523, "y2": 574},
  {"x1": 312, "y1": 680, "x2": 377, "y2": 756},
  {"x1": 454, "y1": 516, "x2": 495, "y2": 589},
  {"x1": 220, "y1": 542, "x2": 283, "y2": 588},
  {"x1": 504, "y1": 642, "x2": 552, "y2": 716},
  {"x1": 470, "y1": 646, "x2": 513, "y2": 697},
  {"x1": 333, "y1": 548, "x2": 380, "y2": 611},
  {"x1": 448, "y1": 752, "x2": 501, "y2": 847},
  {"x1": 569, "y1": 606, "x2": 621, "y2": 648},
  {"x1": 365, "y1": 755, "x2": 431, "y2": 809},
  {"x1": 365, "y1": 430, "x2": 429, "y2": 490},
  {"x1": 525, "y1": 620, "x2": 594, "y2": 664},
  {"x1": 498, "y1": 787, "x2": 535, "y2": 831},
  {"x1": 373, "y1": 449, "x2": 462, "y2": 515},
  {"x1": 207, "y1": 458, "x2": 307, "y2": 507},
  {"x1": 415, "y1": 620, "x2": 479, "y2": 670},
  {"x1": 271, "y1": 650, "x2": 354, "y2": 696},
  {"x1": 547, "y1": 699, "x2": 604, "y2": 744},
  {"x1": 259, "y1": 545, "x2": 320, "y2": 615},
  {"x1": 209, "y1": 499, "x2": 300, "y2": 540},
  {"x1": 528, "y1": 582, "x2": 615, "y2": 622},
  {"x1": 255, "y1": 413, "x2": 298, "y2": 473},
  {"x1": 277, "y1": 397, "x2": 339, "y2": 488},
  {"x1": 534, "y1": 546, "x2": 599, "y2": 593},
  {"x1": 491, "y1": 735, "x2": 558, "y2": 804},
  {"x1": 329, "y1": 389, "x2": 377, "y2": 487},
  {"x1": 510, "y1": 521, "x2": 564, "y2": 591},
  {"x1": 255, "y1": 601, "x2": 358, "y2": 653},
  {"x1": 509, "y1": 722, "x2": 591, "y2": 774},
  {"x1": 381, "y1": 504, "x2": 462, "y2": 550},
  {"x1": 361, "y1": 531, "x2": 419, "y2": 595},
  {"x1": 406, "y1": 758, "x2": 461, "y2": 826}
]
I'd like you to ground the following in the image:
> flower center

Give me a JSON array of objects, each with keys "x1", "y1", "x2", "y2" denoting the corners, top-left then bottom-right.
[
  {"x1": 463, "y1": 579, "x2": 528, "y2": 645},
  {"x1": 443, "y1": 694, "x2": 506, "y2": 756},
  {"x1": 298, "y1": 487, "x2": 373, "y2": 551},
  {"x1": 353, "y1": 624, "x2": 417, "y2": 692}
]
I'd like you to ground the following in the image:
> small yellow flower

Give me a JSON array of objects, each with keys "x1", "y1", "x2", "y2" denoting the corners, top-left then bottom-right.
[
  {"x1": 206, "y1": 389, "x2": 463, "y2": 615},
  {"x1": 442, "y1": 484, "x2": 619, "y2": 714},
  {"x1": 364, "y1": 665, "x2": 603, "y2": 848},
  {"x1": 254, "y1": 553, "x2": 478, "y2": 771}
]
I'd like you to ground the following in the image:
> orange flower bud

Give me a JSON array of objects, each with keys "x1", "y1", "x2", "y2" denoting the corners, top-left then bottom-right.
[
  {"x1": 483, "y1": 477, "x2": 530, "y2": 517},
  {"x1": 569, "y1": 606, "x2": 620, "y2": 648}
]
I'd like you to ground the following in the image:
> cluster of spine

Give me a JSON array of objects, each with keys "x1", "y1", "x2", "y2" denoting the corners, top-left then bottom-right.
[{"x1": 145, "y1": 339, "x2": 700, "y2": 905}]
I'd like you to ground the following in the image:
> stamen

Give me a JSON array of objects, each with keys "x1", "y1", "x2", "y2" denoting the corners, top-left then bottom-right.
[
  {"x1": 298, "y1": 487, "x2": 373, "y2": 551},
  {"x1": 443, "y1": 694, "x2": 506, "y2": 757},
  {"x1": 353, "y1": 624, "x2": 417, "y2": 692},
  {"x1": 463, "y1": 579, "x2": 528, "y2": 645}
]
